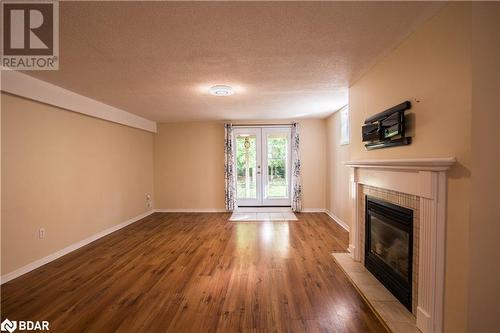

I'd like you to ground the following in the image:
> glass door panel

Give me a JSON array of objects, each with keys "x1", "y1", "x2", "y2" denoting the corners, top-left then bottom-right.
[
  {"x1": 262, "y1": 128, "x2": 291, "y2": 206},
  {"x1": 234, "y1": 128, "x2": 261, "y2": 206}
]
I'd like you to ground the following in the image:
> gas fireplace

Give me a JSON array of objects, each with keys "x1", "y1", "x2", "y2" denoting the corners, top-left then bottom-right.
[{"x1": 365, "y1": 196, "x2": 413, "y2": 311}]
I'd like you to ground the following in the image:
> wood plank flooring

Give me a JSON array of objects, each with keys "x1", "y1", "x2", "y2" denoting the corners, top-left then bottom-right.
[{"x1": 1, "y1": 212, "x2": 387, "y2": 332}]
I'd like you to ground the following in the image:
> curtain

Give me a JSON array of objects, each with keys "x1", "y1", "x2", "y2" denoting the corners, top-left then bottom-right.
[
  {"x1": 224, "y1": 123, "x2": 236, "y2": 211},
  {"x1": 291, "y1": 122, "x2": 302, "y2": 212}
]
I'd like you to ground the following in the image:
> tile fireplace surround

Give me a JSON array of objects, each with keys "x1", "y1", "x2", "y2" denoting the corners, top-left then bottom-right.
[{"x1": 340, "y1": 158, "x2": 456, "y2": 333}]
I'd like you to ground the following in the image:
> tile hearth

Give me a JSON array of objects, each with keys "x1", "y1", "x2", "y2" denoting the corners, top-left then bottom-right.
[{"x1": 333, "y1": 253, "x2": 419, "y2": 333}]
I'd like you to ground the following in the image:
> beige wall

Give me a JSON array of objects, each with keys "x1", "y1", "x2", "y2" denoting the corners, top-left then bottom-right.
[
  {"x1": 154, "y1": 119, "x2": 327, "y2": 210},
  {"x1": 325, "y1": 110, "x2": 351, "y2": 230},
  {"x1": 468, "y1": 3, "x2": 500, "y2": 332},
  {"x1": 154, "y1": 122, "x2": 226, "y2": 210},
  {"x1": 1, "y1": 93, "x2": 154, "y2": 275},
  {"x1": 326, "y1": 4, "x2": 474, "y2": 332},
  {"x1": 297, "y1": 119, "x2": 327, "y2": 210}
]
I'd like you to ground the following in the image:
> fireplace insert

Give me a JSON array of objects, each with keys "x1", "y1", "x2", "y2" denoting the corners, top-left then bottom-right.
[{"x1": 365, "y1": 196, "x2": 413, "y2": 311}]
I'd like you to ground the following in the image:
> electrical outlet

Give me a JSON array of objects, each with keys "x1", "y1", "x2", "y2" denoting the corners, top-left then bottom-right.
[
  {"x1": 39, "y1": 228, "x2": 46, "y2": 239},
  {"x1": 145, "y1": 194, "x2": 152, "y2": 208}
]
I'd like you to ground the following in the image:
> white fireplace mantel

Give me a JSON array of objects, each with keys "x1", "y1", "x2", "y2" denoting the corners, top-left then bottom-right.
[
  {"x1": 345, "y1": 157, "x2": 456, "y2": 170},
  {"x1": 345, "y1": 157, "x2": 456, "y2": 333}
]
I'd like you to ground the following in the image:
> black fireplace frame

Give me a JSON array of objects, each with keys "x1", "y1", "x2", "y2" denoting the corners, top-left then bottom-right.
[{"x1": 365, "y1": 196, "x2": 413, "y2": 311}]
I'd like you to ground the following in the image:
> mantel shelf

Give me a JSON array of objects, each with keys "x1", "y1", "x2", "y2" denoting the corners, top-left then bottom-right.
[{"x1": 345, "y1": 157, "x2": 456, "y2": 171}]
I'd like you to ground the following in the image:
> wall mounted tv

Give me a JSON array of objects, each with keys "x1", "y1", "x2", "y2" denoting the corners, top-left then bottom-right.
[{"x1": 362, "y1": 101, "x2": 412, "y2": 150}]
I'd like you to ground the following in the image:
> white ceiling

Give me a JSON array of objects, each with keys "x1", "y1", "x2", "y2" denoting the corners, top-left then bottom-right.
[{"x1": 25, "y1": 1, "x2": 443, "y2": 122}]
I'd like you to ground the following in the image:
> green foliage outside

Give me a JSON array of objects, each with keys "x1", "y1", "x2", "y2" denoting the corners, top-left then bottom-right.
[
  {"x1": 236, "y1": 136, "x2": 256, "y2": 177},
  {"x1": 236, "y1": 135, "x2": 288, "y2": 198}
]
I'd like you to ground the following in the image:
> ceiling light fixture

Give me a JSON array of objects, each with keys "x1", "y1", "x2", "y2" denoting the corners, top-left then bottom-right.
[{"x1": 209, "y1": 85, "x2": 234, "y2": 96}]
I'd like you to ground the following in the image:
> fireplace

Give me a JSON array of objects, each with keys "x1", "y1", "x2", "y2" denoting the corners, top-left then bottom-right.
[{"x1": 365, "y1": 196, "x2": 413, "y2": 311}]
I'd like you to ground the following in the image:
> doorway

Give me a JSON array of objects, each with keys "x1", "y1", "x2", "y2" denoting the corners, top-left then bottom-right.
[{"x1": 233, "y1": 126, "x2": 292, "y2": 207}]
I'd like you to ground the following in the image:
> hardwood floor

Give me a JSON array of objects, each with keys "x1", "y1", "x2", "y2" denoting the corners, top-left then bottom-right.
[{"x1": 1, "y1": 212, "x2": 386, "y2": 332}]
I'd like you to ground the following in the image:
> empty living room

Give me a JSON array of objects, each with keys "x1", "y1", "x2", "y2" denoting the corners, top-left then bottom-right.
[{"x1": 1, "y1": 1, "x2": 498, "y2": 332}]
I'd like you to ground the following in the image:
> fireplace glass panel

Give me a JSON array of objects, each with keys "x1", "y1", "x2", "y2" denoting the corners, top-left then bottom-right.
[{"x1": 370, "y1": 216, "x2": 410, "y2": 280}]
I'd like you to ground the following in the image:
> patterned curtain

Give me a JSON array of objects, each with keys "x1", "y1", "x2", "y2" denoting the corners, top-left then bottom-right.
[
  {"x1": 224, "y1": 124, "x2": 236, "y2": 211},
  {"x1": 291, "y1": 122, "x2": 302, "y2": 212}
]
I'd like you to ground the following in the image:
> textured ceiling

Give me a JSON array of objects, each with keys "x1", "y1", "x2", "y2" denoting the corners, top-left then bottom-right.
[{"x1": 25, "y1": 1, "x2": 443, "y2": 122}]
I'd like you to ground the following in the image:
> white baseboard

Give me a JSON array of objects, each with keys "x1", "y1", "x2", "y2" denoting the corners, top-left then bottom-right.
[
  {"x1": 235, "y1": 207, "x2": 291, "y2": 213},
  {"x1": 298, "y1": 208, "x2": 350, "y2": 232},
  {"x1": 154, "y1": 208, "x2": 227, "y2": 213},
  {"x1": 325, "y1": 210, "x2": 350, "y2": 232},
  {"x1": 348, "y1": 244, "x2": 355, "y2": 254},
  {"x1": 0, "y1": 210, "x2": 154, "y2": 285},
  {"x1": 300, "y1": 208, "x2": 327, "y2": 213}
]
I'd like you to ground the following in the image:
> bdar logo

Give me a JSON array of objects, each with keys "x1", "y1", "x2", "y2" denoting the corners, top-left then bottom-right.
[
  {"x1": 0, "y1": 319, "x2": 49, "y2": 332},
  {"x1": 0, "y1": 319, "x2": 17, "y2": 333}
]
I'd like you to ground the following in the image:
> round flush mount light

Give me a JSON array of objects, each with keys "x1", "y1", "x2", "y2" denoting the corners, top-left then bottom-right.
[{"x1": 209, "y1": 85, "x2": 234, "y2": 96}]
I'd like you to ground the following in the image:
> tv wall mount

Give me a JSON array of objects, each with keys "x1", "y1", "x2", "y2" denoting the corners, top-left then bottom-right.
[{"x1": 362, "y1": 101, "x2": 412, "y2": 151}]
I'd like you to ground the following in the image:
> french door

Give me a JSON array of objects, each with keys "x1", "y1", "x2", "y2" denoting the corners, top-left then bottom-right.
[{"x1": 233, "y1": 127, "x2": 292, "y2": 207}]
